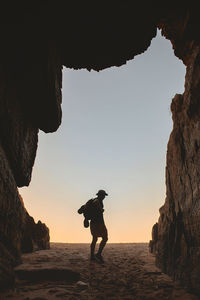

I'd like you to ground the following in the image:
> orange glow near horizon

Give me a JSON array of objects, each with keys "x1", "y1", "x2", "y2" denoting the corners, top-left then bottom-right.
[{"x1": 21, "y1": 185, "x2": 161, "y2": 243}]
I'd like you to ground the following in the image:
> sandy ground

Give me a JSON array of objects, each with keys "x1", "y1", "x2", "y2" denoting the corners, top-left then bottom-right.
[{"x1": 0, "y1": 243, "x2": 198, "y2": 300}]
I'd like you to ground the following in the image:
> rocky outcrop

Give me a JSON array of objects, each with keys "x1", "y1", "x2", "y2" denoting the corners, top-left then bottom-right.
[
  {"x1": 0, "y1": 152, "x2": 50, "y2": 290},
  {"x1": 0, "y1": 144, "x2": 26, "y2": 289},
  {"x1": 21, "y1": 216, "x2": 50, "y2": 254},
  {"x1": 20, "y1": 204, "x2": 50, "y2": 254},
  {"x1": 0, "y1": 6, "x2": 57, "y2": 287},
  {"x1": 150, "y1": 7, "x2": 200, "y2": 293},
  {"x1": 150, "y1": 43, "x2": 200, "y2": 291},
  {"x1": 0, "y1": 153, "x2": 49, "y2": 289}
]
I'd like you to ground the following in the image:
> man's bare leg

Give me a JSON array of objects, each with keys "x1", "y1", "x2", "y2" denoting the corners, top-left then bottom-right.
[
  {"x1": 90, "y1": 236, "x2": 97, "y2": 260},
  {"x1": 96, "y1": 236, "x2": 108, "y2": 262}
]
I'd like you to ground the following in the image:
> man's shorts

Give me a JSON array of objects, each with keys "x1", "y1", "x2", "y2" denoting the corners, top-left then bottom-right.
[{"x1": 90, "y1": 222, "x2": 108, "y2": 239}]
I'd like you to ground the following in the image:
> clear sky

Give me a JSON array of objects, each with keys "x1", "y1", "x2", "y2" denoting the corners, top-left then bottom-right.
[{"x1": 20, "y1": 30, "x2": 185, "y2": 243}]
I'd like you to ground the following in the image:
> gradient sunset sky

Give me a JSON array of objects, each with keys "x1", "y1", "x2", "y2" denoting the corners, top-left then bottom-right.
[{"x1": 20, "y1": 30, "x2": 185, "y2": 243}]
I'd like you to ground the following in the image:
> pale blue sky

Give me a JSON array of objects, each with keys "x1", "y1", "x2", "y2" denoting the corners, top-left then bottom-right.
[{"x1": 20, "y1": 30, "x2": 185, "y2": 242}]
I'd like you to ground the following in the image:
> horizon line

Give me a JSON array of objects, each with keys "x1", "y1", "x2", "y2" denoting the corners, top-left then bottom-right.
[{"x1": 50, "y1": 241, "x2": 149, "y2": 244}]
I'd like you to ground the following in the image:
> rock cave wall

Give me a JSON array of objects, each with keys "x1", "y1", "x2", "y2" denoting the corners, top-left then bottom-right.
[
  {"x1": 1, "y1": 1, "x2": 200, "y2": 292},
  {"x1": 150, "y1": 8, "x2": 200, "y2": 292}
]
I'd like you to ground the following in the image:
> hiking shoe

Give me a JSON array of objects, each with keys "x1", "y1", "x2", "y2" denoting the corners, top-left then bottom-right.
[
  {"x1": 84, "y1": 219, "x2": 89, "y2": 228},
  {"x1": 95, "y1": 253, "x2": 104, "y2": 263},
  {"x1": 90, "y1": 255, "x2": 96, "y2": 261}
]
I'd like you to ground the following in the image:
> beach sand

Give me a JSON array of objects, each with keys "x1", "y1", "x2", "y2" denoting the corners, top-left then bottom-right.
[{"x1": 1, "y1": 243, "x2": 198, "y2": 300}]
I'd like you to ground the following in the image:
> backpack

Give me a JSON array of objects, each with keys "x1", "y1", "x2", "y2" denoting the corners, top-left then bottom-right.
[{"x1": 77, "y1": 199, "x2": 95, "y2": 225}]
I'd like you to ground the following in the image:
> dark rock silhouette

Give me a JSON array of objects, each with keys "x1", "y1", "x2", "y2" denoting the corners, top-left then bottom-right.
[
  {"x1": 21, "y1": 212, "x2": 50, "y2": 253},
  {"x1": 1, "y1": 1, "x2": 200, "y2": 292},
  {"x1": 150, "y1": 45, "x2": 200, "y2": 292},
  {"x1": 0, "y1": 189, "x2": 49, "y2": 289}
]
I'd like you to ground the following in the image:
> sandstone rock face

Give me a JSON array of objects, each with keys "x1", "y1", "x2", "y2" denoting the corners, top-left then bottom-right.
[
  {"x1": 0, "y1": 8, "x2": 57, "y2": 288},
  {"x1": 21, "y1": 211, "x2": 50, "y2": 254},
  {"x1": 0, "y1": 145, "x2": 25, "y2": 289},
  {"x1": 150, "y1": 45, "x2": 200, "y2": 292},
  {"x1": 149, "y1": 6, "x2": 200, "y2": 293},
  {"x1": 0, "y1": 143, "x2": 50, "y2": 289}
]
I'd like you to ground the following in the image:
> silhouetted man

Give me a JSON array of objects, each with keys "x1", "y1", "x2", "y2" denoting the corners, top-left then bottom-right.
[{"x1": 90, "y1": 190, "x2": 108, "y2": 263}]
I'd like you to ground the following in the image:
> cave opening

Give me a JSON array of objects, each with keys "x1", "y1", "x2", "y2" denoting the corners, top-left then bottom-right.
[{"x1": 20, "y1": 30, "x2": 185, "y2": 243}]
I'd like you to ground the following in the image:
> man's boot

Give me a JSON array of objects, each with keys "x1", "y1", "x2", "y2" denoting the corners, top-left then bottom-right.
[
  {"x1": 90, "y1": 253, "x2": 96, "y2": 261},
  {"x1": 95, "y1": 252, "x2": 104, "y2": 263}
]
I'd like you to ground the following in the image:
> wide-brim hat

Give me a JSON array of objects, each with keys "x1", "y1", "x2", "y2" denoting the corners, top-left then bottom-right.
[{"x1": 96, "y1": 189, "x2": 108, "y2": 196}]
